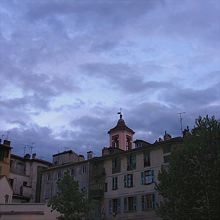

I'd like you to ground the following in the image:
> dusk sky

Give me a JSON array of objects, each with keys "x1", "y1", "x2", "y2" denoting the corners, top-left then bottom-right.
[{"x1": 0, "y1": 0, "x2": 219, "y2": 160}]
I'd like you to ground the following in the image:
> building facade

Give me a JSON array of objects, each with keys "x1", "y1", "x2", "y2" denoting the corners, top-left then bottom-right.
[
  {"x1": 9, "y1": 154, "x2": 51, "y2": 203},
  {"x1": 89, "y1": 114, "x2": 182, "y2": 220},
  {"x1": 40, "y1": 151, "x2": 89, "y2": 203},
  {"x1": 0, "y1": 138, "x2": 51, "y2": 203}
]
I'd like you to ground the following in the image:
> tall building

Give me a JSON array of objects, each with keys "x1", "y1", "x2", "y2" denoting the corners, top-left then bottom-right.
[
  {"x1": 39, "y1": 113, "x2": 183, "y2": 220},
  {"x1": 89, "y1": 114, "x2": 182, "y2": 220}
]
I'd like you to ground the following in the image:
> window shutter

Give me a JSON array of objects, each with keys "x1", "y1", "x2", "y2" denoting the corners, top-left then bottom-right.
[
  {"x1": 117, "y1": 198, "x2": 121, "y2": 213},
  {"x1": 134, "y1": 196, "x2": 137, "y2": 211},
  {"x1": 152, "y1": 193, "x2": 156, "y2": 209},
  {"x1": 141, "y1": 195, "x2": 145, "y2": 211},
  {"x1": 132, "y1": 154, "x2": 136, "y2": 169},
  {"x1": 124, "y1": 198, "x2": 127, "y2": 211},
  {"x1": 124, "y1": 175, "x2": 127, "y2": 187},
  {"x1": 151, "y1": 170, "x2": 154, "y2": 183},
  {"x1": 109, "y1": 199, "x2": 112, "y2": 214},
  {"x1": 141, "y1": 172, "x2": 144, "y2": 185}
]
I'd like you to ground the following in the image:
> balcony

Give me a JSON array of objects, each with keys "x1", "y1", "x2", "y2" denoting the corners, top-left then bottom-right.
[{"x1": 89, "y1": 189, "x2": 104, "y2": 199}]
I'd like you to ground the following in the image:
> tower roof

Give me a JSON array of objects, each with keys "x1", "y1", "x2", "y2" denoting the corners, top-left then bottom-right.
[{"x1": 108, "y1": 114, "x2": 135, "y2": 134}]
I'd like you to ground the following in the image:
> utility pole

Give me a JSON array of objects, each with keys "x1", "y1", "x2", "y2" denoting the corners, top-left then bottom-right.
[{"x1": 177, "y1": 112, "x2": 186, "y2": 134}]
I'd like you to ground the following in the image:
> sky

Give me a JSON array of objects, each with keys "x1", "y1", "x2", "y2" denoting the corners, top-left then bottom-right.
[{"x1": 0, "y1": 0, "x2": 219, "y2": 161}]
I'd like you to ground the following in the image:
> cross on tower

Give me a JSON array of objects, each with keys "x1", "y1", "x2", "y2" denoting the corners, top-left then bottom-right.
[{"x1": 117, "y1": 108, "x2": 122, "y2": 119}]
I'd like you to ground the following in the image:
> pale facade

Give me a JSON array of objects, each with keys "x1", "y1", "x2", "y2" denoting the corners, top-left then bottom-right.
[
  {"x1": 0, "y1": 176, "x2": 13, "y2": 204},
  {"x1": 89, "y1": 115, "x2": 182, "y2": 220},
  {"x1": 103, "y1": 145, "x2": 163, "y2": 220},
  {"x1": 41, "y1": 151, "x2": 89, "y2": 202},
  {"x1": 9, "y1": 154, "x2": 51, "y2": 203}
]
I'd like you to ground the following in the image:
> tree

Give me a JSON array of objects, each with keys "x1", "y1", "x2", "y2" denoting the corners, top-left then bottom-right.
[
  {"x1": 48, "y1": 172, "x2": 90, "y2": 220},
  {"x1": 156, "y1": 116, "x2": 220, "y2": 220}
]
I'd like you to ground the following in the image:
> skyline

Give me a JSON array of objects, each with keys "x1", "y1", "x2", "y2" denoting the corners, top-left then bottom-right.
[{"x1": 0, "y1": 0, "x2": 219, "y2": 160}]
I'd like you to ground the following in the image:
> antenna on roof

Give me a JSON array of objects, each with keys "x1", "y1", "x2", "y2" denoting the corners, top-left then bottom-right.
[
  {"x1": 24, "y1": 145, "x2": 27, "y2": 156},
  {"x1": 177, "y1": 112, "x2": 186, "y2": 134},
  {"x1": 29, "y1": 142, "x2": 34, "y2": 155},
  {"x1": 6, "y1": 131, "x2": 10, "y2": 139}
]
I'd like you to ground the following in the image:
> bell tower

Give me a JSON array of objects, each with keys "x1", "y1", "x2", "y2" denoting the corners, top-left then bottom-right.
[{"x1": 108, "y1": 112, "x2": 135, "y2": 151}]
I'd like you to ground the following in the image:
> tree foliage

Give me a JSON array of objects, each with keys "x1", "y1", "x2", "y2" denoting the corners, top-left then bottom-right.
[
  {"x1": 48, "y1": 172, "x2": 90, "y2": 220},
  {"x1": 156, "y1": 116, "x2": 220, "y2": 220}
]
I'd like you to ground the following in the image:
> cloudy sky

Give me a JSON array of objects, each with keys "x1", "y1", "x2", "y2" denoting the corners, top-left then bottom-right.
[{"x1": 0, "y1": 0, "x2": 219, "y2": 160}]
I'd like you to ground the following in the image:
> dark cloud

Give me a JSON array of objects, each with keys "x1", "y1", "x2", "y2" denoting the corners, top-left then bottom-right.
[
  {"x1": 0, "y1": 0, "x2": 219, "y2": 159},
  {"x1": 160, "y1": 82, "x2": 220, "y2": 108},
  {"x1": 81, "y1": 62, "x2": 172, "y2": 93}
]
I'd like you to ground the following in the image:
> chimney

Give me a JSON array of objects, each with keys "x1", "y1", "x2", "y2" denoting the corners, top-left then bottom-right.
[
  {"x1": 87, "y1": 151, "x2": 93, "y2": 160},
  {"x1": 102, "y1": 147, "x2": 110, "y2": 156},
  {"x1": 3, "y1": 140, "x2": 11, "y2": 146},
  {"x1": 164, "y1": 131, "x2": 172, "y2": 141},
  {"x1": 78, "y1": 155, "x2": 85, "y2": 161},
  {"x1": 24, "y1": 153, "x2": 31, "y2": 159},
  {"x1": 32, "y1": 153, "x2": 36, "y2": 159}
]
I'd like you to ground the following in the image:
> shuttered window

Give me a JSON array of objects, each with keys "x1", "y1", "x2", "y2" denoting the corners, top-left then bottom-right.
[
  {"x1": 141, "y1": 193, "x2": 155, "y2": 210},
  {"x1": 141, "y1": 170, "x2": 154, "y2": 185}
]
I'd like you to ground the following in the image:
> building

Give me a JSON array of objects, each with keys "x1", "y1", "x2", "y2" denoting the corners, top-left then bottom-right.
[
  {"x1": 9, "y1": 153, "x2": 51, "y2": 203},
  {"x1": 89, "y1": 114, "x2": 183, "y2": 220},
  {"x1": 40, "y1": 150, "x2": 89, "y2": 203},
  {"x1": 0, "y1": 138, "x2": 51, "y2": 203},
  {"x1": 0, "y1": 176, "x2": 13, "y2": 204},
  {"x1": 38, "y1": 113, "x2": 183, "y2": 219},
  {"x1": 0, "y1": 139, "x2": 12, "y2": 177}
]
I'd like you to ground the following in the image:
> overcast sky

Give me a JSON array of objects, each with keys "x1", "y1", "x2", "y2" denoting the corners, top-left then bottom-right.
[{"x1": 0, "y1": 0, "x2": 219, "y2": 160}]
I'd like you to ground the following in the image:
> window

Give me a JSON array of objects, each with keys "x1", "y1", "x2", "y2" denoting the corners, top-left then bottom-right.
[
  {"x1": 135, "y1": 142, "x2": 143, "y2": 148},
  {"x1": 141, "y1": 170, "x2": 154, "y2": 185},
  {"x1": 163, "y1": 145, "x2": 171, "y2": 154},
  {"x1": 112, "y1": 135, "x2": 119, "y2": 148},
  {"x1": 112, "y1": 157, "x2": 121, "y2": 174},
  {"x1": 124, "y1": 196, "x2": 136, "y2": 212},
  {"x1": 112, "y1": 177, "x2": 118, "y2": 190},
  {"x1": 124, "y1": 174, "x2": 133, "y2": 188},
  {"x1": 105, "y1": 182, "x2": 108, "y2": 192},
  {"x1": 127, "y1": 154, "x2": 136, "y2": 170},
  {"x1": 163, "y1": 155, "x2": 170, "y2": 163},
  {"x1": 109, "y1": 198, "x2": 120, "y2": 215},
  {"x1": 126, "y1": 135, "x2": 132, "y2": 150},
  {"x1": 46, "y1": 173, "x2": 51, "y2": 181},
  {"x1": 144, "y1": 151, "x2": 150, "y2": 167},
  {"x1": 8, "y1": 178, "x2": 14, "y2": 187},
  {"x1": 141, "y1": 194, "x2": 155, "y2": 210},
  {"x1": 57, "y1": 170, "x2": 62, "y2": 180},
  {"x1": 82, "y1": 165, "x2": 87, "y2": 174},
  {"x1": 5, "y1": 194, "x2": 9, "y2": 204},
  {"x1": 0, "y1": 150, "x2": 4, "y2": 161},
  {"x1": 71, "y1": 168, "x2": 75, "y2": 176}
]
